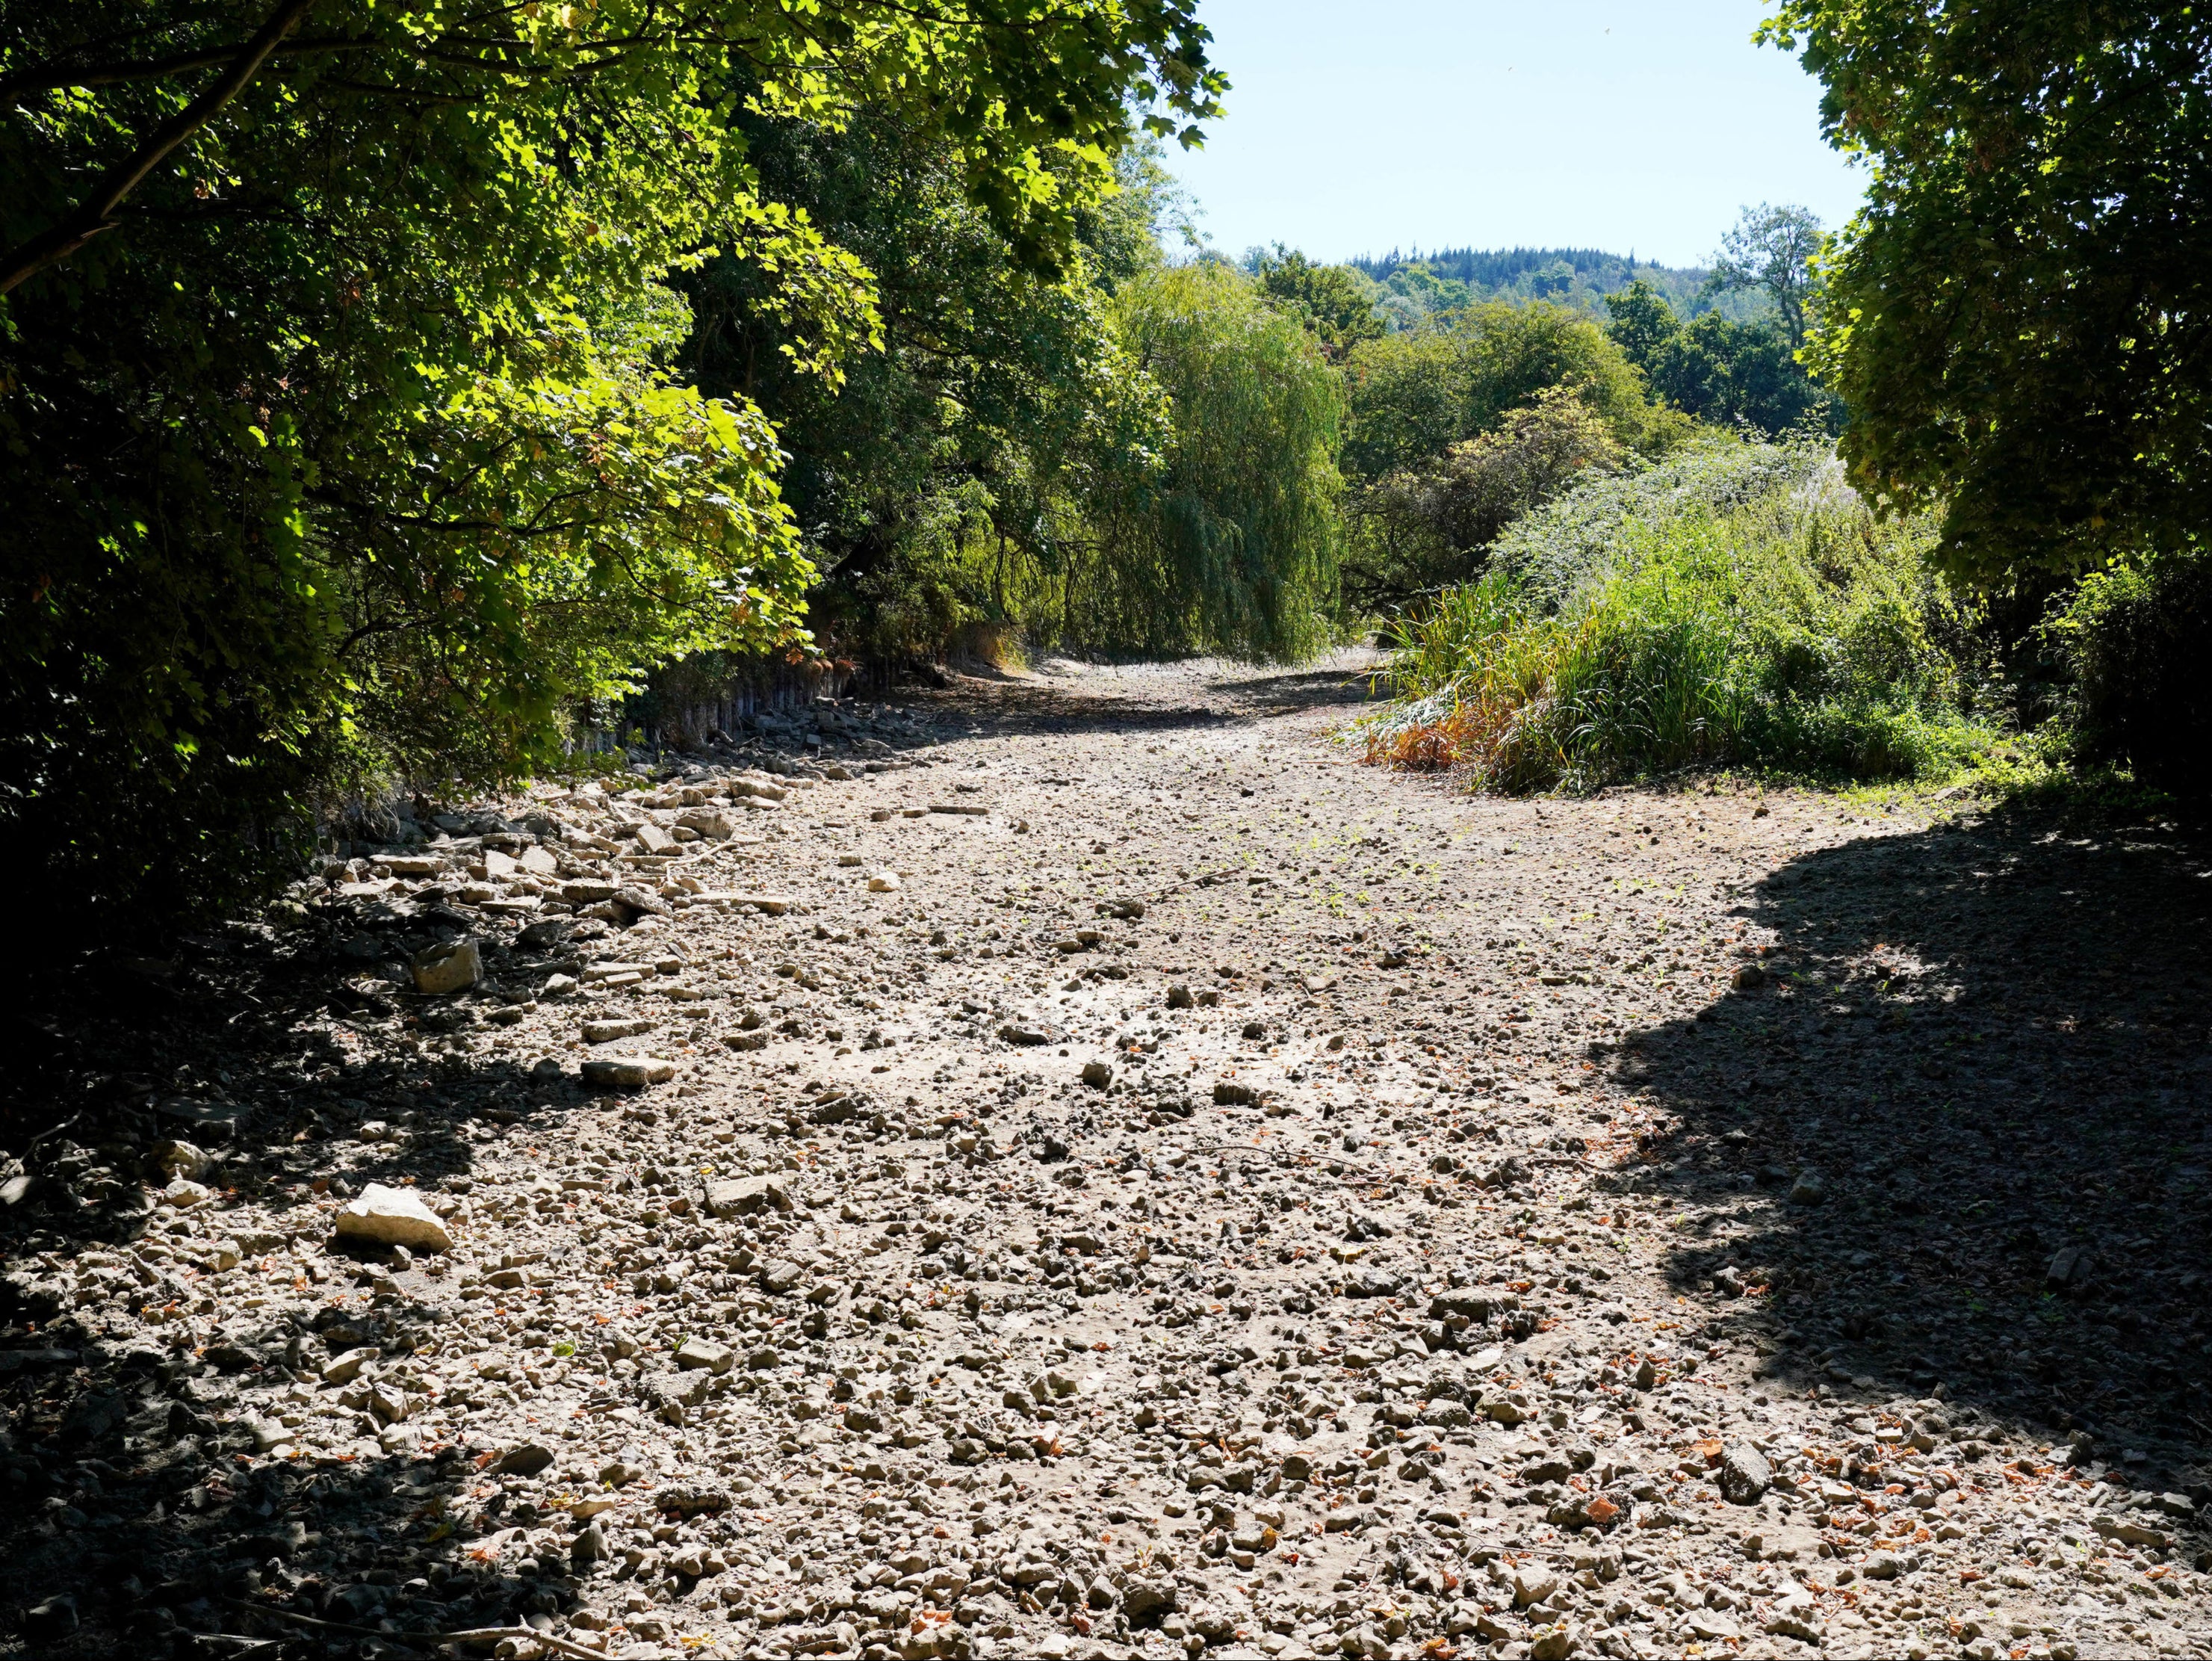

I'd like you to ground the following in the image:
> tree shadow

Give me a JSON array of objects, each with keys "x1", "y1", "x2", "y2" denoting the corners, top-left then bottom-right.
[
  {"x1": 1204, "y1": 665, "x2": 1388, "y2": 716},
  {"x1": 894, "y1": 654, "x2": 1389, "y2": 741},
  {"x1": 1605, "y1": 805, "x2": 2212, "y2": 1502},
  {"x1": 0, "y1": 907, "x2": 633, "y2": 1657}
]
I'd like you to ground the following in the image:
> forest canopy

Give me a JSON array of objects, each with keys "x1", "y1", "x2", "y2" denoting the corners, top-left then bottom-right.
[{"x1": 0, "y1": 0, "x2": 1223, "y2": 929}]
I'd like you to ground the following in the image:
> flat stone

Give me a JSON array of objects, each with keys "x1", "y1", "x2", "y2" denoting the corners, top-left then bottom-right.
[
  {"x1": 332, "y1": 1182, "x2": 453, "y2": 1253},
  {"x1": 2046, "y1": 1244, "x2": 2092, "y2": 1287},
  {"x1": 582, "y1": 1018, "x2": 654, "y2": 1045},
  {"x1": 320, "y1": 1346, "x2": 378, "y2": 1385},
  {"x1": 613, "y1": 885, "x2": 673, "y2": 918},
  {"x1": 580, "y1": 1056, "x2": 676, "y2": 1090},
  {"x1": 656, "y1": 1482, "x2": 733, "y2": 1518},
  {"x1": 1747, "y1": 1524, "x2": 1824, "y2": 1562},
  {"x1": 495, "y1": 1441, "x2": 556, "y2": 1476},
  {"x1": 675, "y1": 1337, "x2": 734, "y2": 1374}
]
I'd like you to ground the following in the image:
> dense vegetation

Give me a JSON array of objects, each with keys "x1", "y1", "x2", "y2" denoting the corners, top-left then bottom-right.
[
  {"x1": 4, "y1": 0, "x2": 2206, "y2": 939},
  {"x1": 1368, "y1": 436, "x2": 1995, "y2": 789},
  {"x1": 1747, "y1": 0, "x2": 2212, "y2": 794},
  {"x1": 1346, "y1": 246, "x2": 1760, "y2": 327},
  {"x1": 0, "y1": 0, "x2": 1225, "y2": 930}
]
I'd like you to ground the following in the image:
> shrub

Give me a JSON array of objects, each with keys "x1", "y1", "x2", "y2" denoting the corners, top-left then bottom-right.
[
  {"x1": 1372, "y1": 440, "x2": 1995, "y2": 790},
  {"x1": 2042, "y1": 549, "x2": 2212, "y2": 796}
]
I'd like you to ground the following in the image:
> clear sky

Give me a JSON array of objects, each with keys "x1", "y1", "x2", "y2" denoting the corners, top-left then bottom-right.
[{"x1": 1164, "y1": 0, "x2": 1865, "y2": 270}]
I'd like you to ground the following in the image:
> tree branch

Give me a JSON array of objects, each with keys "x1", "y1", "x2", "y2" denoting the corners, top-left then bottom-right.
[
  {"x1": 0, "y1": 35, "x2": 368, "y2": 99},
  {"x1": 0, "y1": 0, "x2": 320, "y2": 297}
]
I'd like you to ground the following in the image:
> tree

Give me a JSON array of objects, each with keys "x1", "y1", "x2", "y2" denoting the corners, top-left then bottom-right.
[
  {"x1": 1605, "y1": 279, "x2": 1844, "y2": 437},
  {"x1": 678, "y1": 108, "x2": 1174, "y2": 664},
  {"x1": 1760, "y1": 2, "x2": 2212, "y2": 582},
  {"x1": 1345, "y1": 384, "x2": 1623, "y2": 615},
  {"x1": 0, "y1": 0, "x2": 1221, "y2": 932},
  {"x1": 1250, "y1": 246, "x2": 1384, "y2": 362},
  {"x1": 1342, "y1": 301, "x2": 1681, "y2": 484},
  {"x1": 1091, "y1": 265, "x2": 1346, "y2": 661},
  {"x1": 1704, "y1": 203, "x2": 1824, "y2": 350}
]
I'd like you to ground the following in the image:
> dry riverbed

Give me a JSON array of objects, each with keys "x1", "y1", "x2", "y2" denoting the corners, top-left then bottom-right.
[{"x1": 1, "y1": 653, "x2": 2207, "y2": 1661}]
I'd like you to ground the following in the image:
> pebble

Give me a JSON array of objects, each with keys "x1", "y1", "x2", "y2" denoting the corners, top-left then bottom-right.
[{"x1": 7, "y1": 662, "x2": 2205, "y2": 1661}]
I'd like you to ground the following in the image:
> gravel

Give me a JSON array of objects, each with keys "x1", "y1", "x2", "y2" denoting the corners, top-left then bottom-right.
[{"x1": 0, "y1": 652, "x2": 2205, "y2": 1661}]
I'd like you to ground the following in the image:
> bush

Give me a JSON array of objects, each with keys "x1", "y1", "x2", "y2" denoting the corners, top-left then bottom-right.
[
  {"x1": 1371, "y1": 439, "x2": 1995, "y2": 790},
  {"x1": 1343, "y1": 385, "x2": 1623, "y2": 614},
  {"x1": 2043, "y1": 549, "x2": 2212, "y2": 796}
]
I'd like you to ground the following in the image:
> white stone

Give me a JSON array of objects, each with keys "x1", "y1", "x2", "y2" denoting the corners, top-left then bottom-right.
[
  {"x1": 867, "y1": 869, "x2": 900, "y2": 892},
  {"x1": 333, "y1": 1182, "x2": 453, "y2": 1252}
]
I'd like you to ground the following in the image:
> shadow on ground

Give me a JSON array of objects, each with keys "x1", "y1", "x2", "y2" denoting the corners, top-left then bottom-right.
[
  {"x1": 0, "y1": 912, "x2": 612, "y2": 1657},
  {"x1": 1608, "y1": 805, "x2": 2212, "y2": 1503},
  {"x1": 902, "y1": 655, "x2": 1387, "y2": 740}
]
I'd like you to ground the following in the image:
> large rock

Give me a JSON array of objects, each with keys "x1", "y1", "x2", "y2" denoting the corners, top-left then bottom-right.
[
  {"x1": 580, "y1": 1056, "x2": 676, "y2": 1090},
  {"x1": 675, "y1": 1337, "x2": 734, "y2": 1374},
  {"x1": 146, "y1": 1139, "x2": 212, "y2": 1181},
  {"x1": 704, "y1": 1174, "x2": 792, "y2": 1218},
  {"x1": 677, "y1": 808, "x2": 737, "y2": 841},
  {"x1": 614, "y1": 885, "x2": 673, "y2": 919},
  {"x1": 1121, "y1": 1579, "x2": 1176, "y2": 1627},
  {"x1": 410, "y1": 937, "x2": 482, "y2": 995},
  {"x1": 1719, "y1": 1443, "x2": 1771, "y2": 1504},
  {"x1": 333, "y1": 1183, "x2": 452, "y2": 1253}
]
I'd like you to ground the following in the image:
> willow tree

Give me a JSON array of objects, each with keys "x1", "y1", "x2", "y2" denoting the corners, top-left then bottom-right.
[{"x1": 1083, "y1": 264, "x2": 1345, "y2": 661}]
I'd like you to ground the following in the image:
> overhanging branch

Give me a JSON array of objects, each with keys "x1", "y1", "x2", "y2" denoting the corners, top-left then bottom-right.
[{"x1": 0, "y1": 0, "x2": 320, "y2": 296}]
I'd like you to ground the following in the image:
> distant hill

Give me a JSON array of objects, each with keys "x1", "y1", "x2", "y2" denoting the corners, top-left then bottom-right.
[{"x1": 1346, "y1": 245, "x2": 1770, "y2": 328}]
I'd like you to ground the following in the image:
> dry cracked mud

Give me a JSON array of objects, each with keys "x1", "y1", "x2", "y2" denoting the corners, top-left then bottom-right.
[{"x1": 1, "y1": 652, "x2": 2208, "y2": 1661}]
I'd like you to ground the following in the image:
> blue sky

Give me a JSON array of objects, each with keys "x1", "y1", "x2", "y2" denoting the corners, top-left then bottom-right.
[{"x1": 1164, "y1": 1, "x2": 1865, "y2": 269}]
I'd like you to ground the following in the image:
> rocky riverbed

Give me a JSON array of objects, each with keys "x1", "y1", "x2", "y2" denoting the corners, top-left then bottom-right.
[{"x1": 1, "y1": 653, "x2": 2206, "y2": 1661}]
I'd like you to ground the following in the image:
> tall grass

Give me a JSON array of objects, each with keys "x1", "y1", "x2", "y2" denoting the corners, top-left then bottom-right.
[{"x1": 1369, "y1": 436, "x2": 1997, "y2": 789}]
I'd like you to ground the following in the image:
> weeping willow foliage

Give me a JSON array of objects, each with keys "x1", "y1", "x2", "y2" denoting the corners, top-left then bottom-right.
[{"x1": 1077, "y1": 265, "x2": 1345, "y2": 661}]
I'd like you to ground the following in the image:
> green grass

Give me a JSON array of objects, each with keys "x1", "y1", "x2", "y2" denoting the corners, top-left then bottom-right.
[{"x1": 1367, "y1": 436, "x2": 2004, "y2": 791}]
